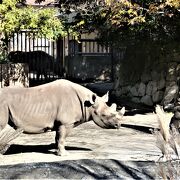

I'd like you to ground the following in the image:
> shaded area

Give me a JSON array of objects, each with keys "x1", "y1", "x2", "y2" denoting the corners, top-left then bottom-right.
[
  {"x1": 85, "y1": 82, "x2": 155, "y2": 113},
  {"x1": 0, "y1": 159, "x2": 156, "y2": 179},
  {"x1": 4, "y1": 143, "x2": 92, "y2": 155},
  {"x1": 121, "y1": 124, "x2": 155, "y2": 134}
]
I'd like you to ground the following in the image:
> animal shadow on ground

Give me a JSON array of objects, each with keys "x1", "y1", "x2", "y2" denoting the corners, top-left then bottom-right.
[{"x1": 4, "y1": 143, "x2": 92, "y2": 155}]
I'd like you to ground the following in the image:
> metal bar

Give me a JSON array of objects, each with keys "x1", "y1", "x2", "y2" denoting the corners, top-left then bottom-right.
[
  {"x1": 32, "y1": 33, "x2": 35, "y2": 80},
  {"x1": 52, "y1": 40, "x2": 55, "y2": 79},
  {"x1": 25, "y1": 32, "x2": 27, "y2": 52},
  {"x1": 21, "y1": 31, "x2": 23, "y2": 51},
  {"x1": 16, "y1": 33, "x2": 19, "y2": 51},
  {"x1": 12, "y1": 34, "x2": 15, "y2": 51}
]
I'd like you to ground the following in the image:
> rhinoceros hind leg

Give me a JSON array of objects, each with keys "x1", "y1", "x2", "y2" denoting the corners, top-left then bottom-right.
[{"x1": 0, "y1": 105, "x2": 9, "y2": 132}]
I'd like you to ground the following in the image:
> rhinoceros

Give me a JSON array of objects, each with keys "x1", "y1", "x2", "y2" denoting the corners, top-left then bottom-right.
[{"x1": 0, "y1": 79, "x2": 125, "y2": 155}]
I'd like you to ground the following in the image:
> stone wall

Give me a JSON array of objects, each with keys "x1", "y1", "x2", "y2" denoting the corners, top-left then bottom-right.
[
  {"x1": 113, "y1": 42, "x2": 180, "y2": 107},
  {"x1": 0, "y1": 63, "x2": 29, "y2": 88}
]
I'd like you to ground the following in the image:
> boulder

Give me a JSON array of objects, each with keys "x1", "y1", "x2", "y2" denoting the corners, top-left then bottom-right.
[
  {"x1": 146, "y1": 81, "x2": 157, "y2": 96},
  {"x1": 157, "y1": 79, "x2": 166, "y2": 90},
  {"x1": 152, "y1": 91, "x2": 164, "y2": 103},
  {"x1": 130, "y1": 86, "x2": 138, "y2": 96},
  {"x1": 141, "y1": 95, "x2": 153, "y2": 106},
  {"x1": 138, "y1": 82, "x2": 146, "y2": 97},
  {"x1": 162, "y1": 84, "x2": 179, "y2": 106},
  {"x1": 146, "y1": 81, "x2": 153, "y2": 96},
  {"x1": 131, "y1": 97, "x2": 140, "y2": 103}
]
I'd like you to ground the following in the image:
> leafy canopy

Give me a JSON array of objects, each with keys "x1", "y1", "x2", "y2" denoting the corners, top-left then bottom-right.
[
  {"x1": 98, "y1": 0, "x2": 180, "y2": 42},
  {"x1": 0, "y1": 0, "x2": 77, "y2": 40},
  {"x1": 60, "y1": 0, "x2": 180, "y2": 43}
]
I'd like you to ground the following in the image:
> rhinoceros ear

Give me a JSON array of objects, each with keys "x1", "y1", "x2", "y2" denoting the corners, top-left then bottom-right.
[
  {"x1": 84, "y1": 94, "x2": 97, "y2": 107},
  {"x1": 101, "y1": 91, "x2": 109, "y2": 103}
]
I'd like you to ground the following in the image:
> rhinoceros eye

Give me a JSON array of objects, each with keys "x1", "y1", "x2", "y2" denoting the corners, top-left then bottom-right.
[
  {"x1": 94, "y1": 110, "x2": 98, "y2": 115},
  {"x1": 102, "y1": 113, "x2": 114, "y2": 118}
]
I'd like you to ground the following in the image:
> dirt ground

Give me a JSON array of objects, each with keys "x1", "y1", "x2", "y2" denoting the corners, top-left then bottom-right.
[{"x1": 0, "y1": 112, "x2": 174, "y2": 179}]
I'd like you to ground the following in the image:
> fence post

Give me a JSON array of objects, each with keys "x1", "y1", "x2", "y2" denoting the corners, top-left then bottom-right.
[{"x1": 56, "y1": 37, "x2": 63, "y2": 77}]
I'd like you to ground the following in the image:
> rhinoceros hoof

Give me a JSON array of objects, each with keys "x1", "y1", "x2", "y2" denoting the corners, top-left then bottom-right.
[
  {"x1": 57, "y1": 149, "x2": 70, "y2": 156},
  {"x1": 0, "y1": 144, "x2": 11, "y2": 155}
]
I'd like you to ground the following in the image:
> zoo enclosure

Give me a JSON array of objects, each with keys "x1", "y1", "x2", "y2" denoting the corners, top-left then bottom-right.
[{"x1": 0, "y1": 31, "x2": 113, "y2": 87}]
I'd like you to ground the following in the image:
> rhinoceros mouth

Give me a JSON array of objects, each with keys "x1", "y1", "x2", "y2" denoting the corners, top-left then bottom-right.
[
  {"x1": 92, "y1": 115, "x2": 107, "y2": 128},
  {"x1": 92, "y1": 115, "x2": 119, "y2": 129}
]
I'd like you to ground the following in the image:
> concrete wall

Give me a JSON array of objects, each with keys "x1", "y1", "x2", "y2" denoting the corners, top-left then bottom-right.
[
  {"x1": 65, "y1": 55, "x2": 112, "y2": 81},
  {"x1": 112, "y1": 41, "x2": 180, "y2": 107}
]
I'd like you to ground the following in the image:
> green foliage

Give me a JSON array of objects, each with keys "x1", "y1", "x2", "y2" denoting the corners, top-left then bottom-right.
[
  {"x1": 0, "y1": 0, "x2": 80, "y2": 62},
  {"x1": 101, "y1": 0, "x2": 180, "y2": 42},
  {"x1": 64, "y1": 0, "x2": 180, "y2": 44},
  {"x1": 0, "y1": 0, "x2": 68, "y2": 40}
]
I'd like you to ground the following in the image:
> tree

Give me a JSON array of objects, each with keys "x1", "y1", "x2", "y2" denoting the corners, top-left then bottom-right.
[
  {"x1": 0, "y1": 0, "x2": 77, "y2": 61},
  {"x1": 56, "y1": 0, "x2": 180, "y2": 44},
  {"x1": 94, "y1": 0, "x2": 180, "y2": 44}
]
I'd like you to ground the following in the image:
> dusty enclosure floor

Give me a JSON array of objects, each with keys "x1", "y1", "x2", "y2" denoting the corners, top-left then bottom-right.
[{"x1": 0, "y1": 113, "x2": 173, "y2": 179}]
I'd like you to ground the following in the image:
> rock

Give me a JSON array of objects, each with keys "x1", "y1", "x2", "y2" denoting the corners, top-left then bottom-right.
[
  {"x1": 166, "y1": 81, "x2": 177, "y2": 87},
  {"x1": 121, "y1": 86, "x2": 130, "y2": 95},
  {"x1": 174, "y1": 111, "x2": 180, "y2": 119},
  {"x1": 157, "y1": 79, "x2": 166, "y2": 90},
  {"x1": 130, "y1": 86, "x2": 138, "y2": 96},
  {"x1": 146, "y1": 81, "x2": 157, "y2": 96},
  {"x1": 170, "y1": 117, "x2": 180, "y2": 130},
  {"x1": 141, "y1": 95, "x2": 153, "y2": 106},
  {"x1": 152, "y1": 81, "x2": 158, "y2": 94},
  {"x1": 152, "y1": 91, "x2": 164, "y2": 103},
  {"x1": 146, "y1": 81, "x2": 153, "y2": 96},
  {"x1": 162, "y1": 84, "x2": 179, "y2": 106},
  {"x1": 131, "y1": 97, "x2": 140, "y2": 103},
  {"x1": 138, "y1": 82, "x2": 146, "y2": 97},
  {"x1": 174, "y1": 105, "x2": 180, "y2": 112}
]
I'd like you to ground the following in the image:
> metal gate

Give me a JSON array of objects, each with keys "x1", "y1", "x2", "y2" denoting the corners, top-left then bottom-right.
[{"x1": 8, "y1": 31, "x2": 63, "y2": 86}]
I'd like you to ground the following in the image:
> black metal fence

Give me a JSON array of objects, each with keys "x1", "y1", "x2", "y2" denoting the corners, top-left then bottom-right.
[
  {"x1": 7, "y1": 31, "x2": 63, "y2": 85},
  {"x1": 68, "y1": 38, "x2": 111, "y2": 56},
  {"x1": 0, "y1": 31, "x2": 112, "y2": 87}
]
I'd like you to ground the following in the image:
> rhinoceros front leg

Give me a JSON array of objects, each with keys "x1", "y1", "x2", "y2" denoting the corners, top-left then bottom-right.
[{"x1": 55, "y1": 125, "x2": 72, "y2": 156}]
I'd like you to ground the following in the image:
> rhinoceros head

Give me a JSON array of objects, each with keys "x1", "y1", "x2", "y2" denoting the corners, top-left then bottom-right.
[{"x1": 88, "y1": 92, "x2": 125, "y2": 129}]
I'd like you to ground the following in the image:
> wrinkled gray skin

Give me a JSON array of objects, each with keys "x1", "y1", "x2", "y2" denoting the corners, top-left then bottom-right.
[{"x1": 0, "y1": 79, "x2": 125, "y2": 156}]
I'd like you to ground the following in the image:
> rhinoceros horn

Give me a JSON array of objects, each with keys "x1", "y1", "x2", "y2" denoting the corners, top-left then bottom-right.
[
  {"x1": 119, "y1": 107, "x2": 125, "y2": 116},
  {"x1": 110, "y1": 103, "x2": 117, "y2": 111}
]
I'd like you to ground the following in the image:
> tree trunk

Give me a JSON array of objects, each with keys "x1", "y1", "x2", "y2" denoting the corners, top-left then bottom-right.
[{"x1": 0, "y1": 63, "x2": 29, "y2": 88}]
